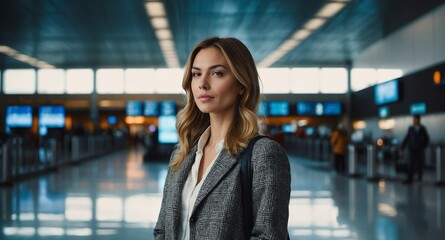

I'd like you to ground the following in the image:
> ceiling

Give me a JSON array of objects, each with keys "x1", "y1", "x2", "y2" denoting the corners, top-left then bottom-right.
[{"x1": 1, "y1": 0, "x2": 445, "y2": 70}]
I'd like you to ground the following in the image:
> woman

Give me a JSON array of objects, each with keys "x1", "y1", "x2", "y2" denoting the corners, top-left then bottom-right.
[{"x1": 154, "y1": 37, "x2": 291, "y2": 239}]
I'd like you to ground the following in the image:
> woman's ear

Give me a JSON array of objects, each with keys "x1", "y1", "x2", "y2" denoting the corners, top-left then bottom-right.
[{"x1": 239, "y1": 88, "x2": 245, "y2": 95}]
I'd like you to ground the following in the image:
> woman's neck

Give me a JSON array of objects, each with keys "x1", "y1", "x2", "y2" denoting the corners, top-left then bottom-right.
[{"x1": 207, "y1": 112, "x2": 234, "y2": 147}]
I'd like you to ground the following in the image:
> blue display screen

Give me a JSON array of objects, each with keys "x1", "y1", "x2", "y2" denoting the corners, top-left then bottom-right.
[
  {"x1": 410, "y1": 102, "x2": 426, "y2": 115},
  {"x1": 257, "y1": 102, "x2": 268, "y2": 116},
  {"x1": 297, "y1": 101, "x2": 342, "y2": 116},
  {"x1": 6, "y1": 105, "x2": 33, "y2": 128},
  {"x1": 297, "y1": 102, "x2": 319, "y2": 116},
  {"x1": 39, "y1": 106, "x2": 65, "y2": 128},
  {"x1": 323, "y1": 102, "x2": 342, "y2": 116},
  {"x1": 126, "y1": 101, "x2": 143, "y2": 116},
  {"x1": 159, "y1": 101, "x2": 176, "y2": 116},
  {"x1": 143, "y1": 101, "x2": 159, "y2": 116},
  {"x1": 375, "y1": 80, "x2": 399, "y2": 105},
  {"x1": 158, "y1": 116, "x2": 178, "y2": 143},
  {"x1": 378, "y1": 106, "x2": 390, "y2": 118},
  {"x1": 268, "y1": 102, "x2": 289, "y2": 116}
]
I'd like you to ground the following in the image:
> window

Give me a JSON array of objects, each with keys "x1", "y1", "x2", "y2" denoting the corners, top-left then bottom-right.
[
  {"x1": 258, "y1": 68, "x2": 290, "y2": 94},
  {"x1": 290, "y1": 68, "x2": 320, "y2": 93},
  {"x1": 37, "y1": 69, "x2": 65, "y2": 94},
  {"x1": 320, "y1": 68, "x2": 347, "y2": 93},
  {"x1": 377, "y1": 69, "x2": 403, "y2": 83},
  {"x1": 96, "y1": 69, "x2": 125, "y2": 94},
  {"x1": 3, "y1": 69, "x2": 36, "y2": 94},
  {"x1": 66, "y1": 69, "x2": 94, "y2": 94},
  {"x1": 125, "y1": 68, "x2": 156, "y2": 93},
  {"x1": 155, "y1": 68, "x2": 183, "y2": 93},
  {"x1": 351, "y1": 68, "x2": 377, "y2": 92}
]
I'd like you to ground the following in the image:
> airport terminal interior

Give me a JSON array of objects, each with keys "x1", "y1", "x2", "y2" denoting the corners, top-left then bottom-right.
[{"x1": 1, "y1": 0, "x2": 445, "y2": 239}]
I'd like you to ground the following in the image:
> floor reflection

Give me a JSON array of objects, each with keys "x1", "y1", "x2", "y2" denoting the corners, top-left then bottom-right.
[
  {"x1": 288, "y1": 156, "x2": 445, "y2": 240},
  {"x1": 1, "y1": 147, "x2": 445, "y2": 239},
  {"x1": 0, "y1": 147, "x2": 166, "y2": 240}
]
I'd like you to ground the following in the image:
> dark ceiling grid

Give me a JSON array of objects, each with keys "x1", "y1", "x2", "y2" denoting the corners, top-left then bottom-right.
[
  {"x1": 274, "y1": 0, "x2": 377, "y2": 67},
  {"x1": 1, "y1": 0, "x2": 445, "y2": 69},
  {"x1": 166, "y1": 0, "x2": 327, "y2": 66}
]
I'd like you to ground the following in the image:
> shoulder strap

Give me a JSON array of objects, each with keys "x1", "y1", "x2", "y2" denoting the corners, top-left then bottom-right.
[{"x1": 240, "y1": 135, "x2": 269, "y2": 239}]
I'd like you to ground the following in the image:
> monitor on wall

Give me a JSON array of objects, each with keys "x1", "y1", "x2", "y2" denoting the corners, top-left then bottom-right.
[
  {"x1": 39, "y1": 105, "x2": 65, "y2": 128},
  {"x1": 410, "y1": 102, "x2": 426, "y2": 115},
  {"x1": 296, "y1": 102, "x2": 323, "y2": 116},
  {"x1": 297, "y1": 102, "x2": 314, "y2": 116},
  {"x1": 126, "y1": 101, "x2": 143, "y2": 116},
  {"x1": 268, "y1": 101, "x2": 289, "y2": 116},
  {"x1": 322, "y1": 102, "x2": 342, "y2": 116},
  {"x1": 375, "y1": 79, "x2": 400, "y2": 105},
  {"x1": 378, "y1": 106, "x2": 390, "y2": 118},
  {"x1": 296, "y1": 101, "x2": 342, "y2": 116},
  {"x1": 6, "y1": 105, "x2": 33, "y2": 128},
  {"x1": 159, "y1": 101, "x2": 176, "y2": 116},
  {"x1": 257, "y1": 102, "x2": 268, "y2": 116},
  {"x1": 143, "y1": 101, "x2": 159, "y2": 116},
  {"x1": 158, "y1": 116, "x2": 179, "y2": 144}
]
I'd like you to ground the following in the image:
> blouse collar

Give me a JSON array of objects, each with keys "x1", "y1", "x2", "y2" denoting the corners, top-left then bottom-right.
[{"x1": 196, "y1": 126, "x2": 224, "y2": 154}]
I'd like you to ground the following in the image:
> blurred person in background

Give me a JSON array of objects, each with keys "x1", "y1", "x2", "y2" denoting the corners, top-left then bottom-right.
[
  {"x1": 331, "y1": 123, "x2": 348, "y2": 175},
  {"x1": 400, "y1": 115, "x2": 429, "y2": 184}
]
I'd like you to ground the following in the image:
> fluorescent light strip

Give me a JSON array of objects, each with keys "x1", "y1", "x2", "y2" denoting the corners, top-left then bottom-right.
[
  {"x1": 145, "y1": 2, "x2": 165, "y2": 17},
  {"x1": 145, "y1": 1, "x2": 180, "y2": 68},
  {"x1": 258, "y1": 0, "x2": 349, "y2": 68},
  {"x1": 0, "y1": 45, "x2": 55, "y2": 68},
  {"x1": 151, "y1": 17, "x2": 169, "y2": 29},
  {"x1": 304, "y1": 18, "x2": 327, "y2": 30},
  {"x1": 316, "y1": 2, "x2": 347, "y2": 18}
]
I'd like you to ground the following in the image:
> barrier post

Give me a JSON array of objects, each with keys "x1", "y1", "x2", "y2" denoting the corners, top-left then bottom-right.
[
  {"x1": 1, "y1": 145, "x2": 11, "y2": 184},
  {"x1": 49, "y1": 139, "x2": 58, "y2": 169},
  {"x1": 348, "y1": 144, "x2": 359, "y2": 177},
  {"x1": 436, "y1": 145, "x2": 445, "y2": 185},
  {"x1": 367, "y1": 145, "x2": 379, "y2": 181}
]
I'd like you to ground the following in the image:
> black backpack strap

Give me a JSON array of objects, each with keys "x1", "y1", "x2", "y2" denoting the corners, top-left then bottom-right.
[{"x1": 240, "y1": 135, "x2": 269, "y2": 239}]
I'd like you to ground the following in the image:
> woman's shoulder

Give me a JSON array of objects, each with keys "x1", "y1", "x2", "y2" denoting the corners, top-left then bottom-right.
[
  {"x1": 252, "y1": 136, "x2": 287, "y2": 157},
  {"x1": 250, "y1": 136, "x2": 290, "y2": 171}
]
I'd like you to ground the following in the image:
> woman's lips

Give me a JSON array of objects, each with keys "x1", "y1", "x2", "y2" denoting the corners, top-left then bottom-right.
[{"x1": 198, "y1": 94, "x2": 213, "y2": 101}]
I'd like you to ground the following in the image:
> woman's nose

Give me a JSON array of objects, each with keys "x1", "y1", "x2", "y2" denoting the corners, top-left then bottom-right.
[{"x1": 198, "y1": 75, "x2": 209, "y2": 90}]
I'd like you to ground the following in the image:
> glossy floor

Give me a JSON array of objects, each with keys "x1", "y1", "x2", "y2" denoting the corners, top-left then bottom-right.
[{"x1": 1, "y1": 145, "x2": 444, "y2": 240}]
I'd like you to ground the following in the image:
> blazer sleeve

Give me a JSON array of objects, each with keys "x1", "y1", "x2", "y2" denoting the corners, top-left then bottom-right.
[
  {"x1": 153, "y1": 148, "x2": 177, "y2": 239},
  {"x1": 153, "y1": 168, "x2": 170, "y2": 240},
  {"x1": 250, "y1": 138, "x2": 291, "y2": 239}
]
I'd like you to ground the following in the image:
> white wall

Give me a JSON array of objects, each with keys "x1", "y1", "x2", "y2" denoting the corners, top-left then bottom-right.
[{"x1": 353, "y1": 3, "x2": 445, "y2": 75}]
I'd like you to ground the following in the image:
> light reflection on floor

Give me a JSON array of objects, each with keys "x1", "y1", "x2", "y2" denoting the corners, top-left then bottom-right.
[{"x1": 1, "y1": 146, "x2": 445, "y2": 239}]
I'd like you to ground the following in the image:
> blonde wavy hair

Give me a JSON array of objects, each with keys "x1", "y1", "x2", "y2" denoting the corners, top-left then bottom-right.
[{"x1": 170, "y1": 37, "x2": 260, "y2": 170}]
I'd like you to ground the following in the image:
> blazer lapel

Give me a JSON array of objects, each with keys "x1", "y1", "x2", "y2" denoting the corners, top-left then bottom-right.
[{"x1": 193, "y1": 149, "x2": 238, "y2": 212}]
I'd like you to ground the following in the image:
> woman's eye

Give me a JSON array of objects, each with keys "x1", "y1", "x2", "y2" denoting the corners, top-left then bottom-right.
[
  {"x1": 191, "y1": 72, "x2": 201, "y2": 78},
  {"x1": 212, "y1": 71, "x2": 223, "y2": 77}
]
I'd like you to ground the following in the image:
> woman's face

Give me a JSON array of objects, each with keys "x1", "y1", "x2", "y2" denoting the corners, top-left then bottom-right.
[{"x1": 191, "y1": 47, "x2": 242, "y2": 116}]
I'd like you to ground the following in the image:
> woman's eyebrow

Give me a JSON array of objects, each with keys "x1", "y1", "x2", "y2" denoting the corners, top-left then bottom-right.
[{"x1": 192, "y1": 64, "x2": 228, "y2": 71}]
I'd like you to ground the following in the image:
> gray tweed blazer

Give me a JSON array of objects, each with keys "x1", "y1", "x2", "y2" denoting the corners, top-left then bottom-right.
[{"x1": 154, "y1": 137, "x2": 291, "y2": 240}]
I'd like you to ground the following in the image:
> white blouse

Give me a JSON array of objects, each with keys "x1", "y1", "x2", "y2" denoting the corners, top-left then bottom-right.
[{"x1": 178, "y1": 127, "x2": 224, "y2": 240}]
